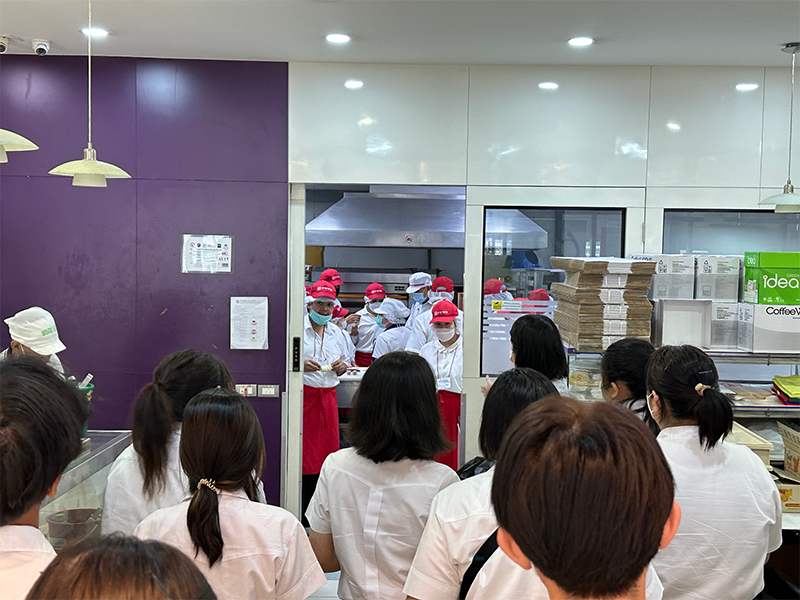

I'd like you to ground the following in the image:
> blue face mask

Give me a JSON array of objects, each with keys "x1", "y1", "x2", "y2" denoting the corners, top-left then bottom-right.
[
  {"x1": 412, "y1": 292, "x2": 425, "y2": 304},
  {"x1": 309, "y1": 310, "x2": 332, "y2": 326},
  {"x1": 376, "y1": 316, "x2": 387, "y2": 329}
]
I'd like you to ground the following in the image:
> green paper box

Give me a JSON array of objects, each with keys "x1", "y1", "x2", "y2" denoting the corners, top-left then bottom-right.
[{"x1": 743, "y1": 252, "x2": 800, "y2": 305}]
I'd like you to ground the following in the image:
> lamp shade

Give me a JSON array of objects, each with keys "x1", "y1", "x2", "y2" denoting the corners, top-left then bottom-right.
[
  {"x1": 48, "y1": 146, "x2": 131, "y2": 188},
  {"x1": 759, "y1": 183, "x2": 800, "y2": 213},
  {"x1": 0, "y1": 128, "x2": 39, "y2": 163}
]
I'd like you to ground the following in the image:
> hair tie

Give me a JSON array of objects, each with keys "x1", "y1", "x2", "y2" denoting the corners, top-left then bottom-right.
[
  {"x1": 197, "y1": 478, "x2": 219, "y2": 493},
  {"x1": 695, "y1": 383, "x2": 712, "y2": 397}
]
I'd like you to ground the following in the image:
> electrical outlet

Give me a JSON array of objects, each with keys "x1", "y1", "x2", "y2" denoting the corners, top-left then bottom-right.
[
  {"x1": 258, "y1": 385, "x2": 280, "y2": 397},
  {"x1": 235, "y1": 384, "x2": 257, "y2": 397}
]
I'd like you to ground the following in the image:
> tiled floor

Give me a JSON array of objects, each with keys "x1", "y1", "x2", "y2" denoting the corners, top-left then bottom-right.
[{"x1": 309, "y1": 572, "x2": 340, "y2": 599}]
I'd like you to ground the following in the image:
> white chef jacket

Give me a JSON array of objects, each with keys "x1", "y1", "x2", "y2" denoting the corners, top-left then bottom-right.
[
  {"x1": 372, "y1": 327, "x2": 411, "y2": 360},
  {"x1": 406, "y1": 300, "x2": 432, "y2": 331},
  {"x1": 335, "y1": 324, "x2": 357, "y2": 364},
  {"x1": 652, "y1": 426, "x2": 782, "y2": 600},
  {"x1": 303, "y1": 315, "x2": 348, "y2": 389},
  {"x1": 0, "y1": 525, "x2": 56, "y2": 600},
  {"x1": 352, "y1": 307, "x2": 380, "y2": 353},
  {"x1": 420, "y1": 337, "x2": 464, "y2": 394},
  {"x1": 102, "y1": 429, "x2": 189, "y2": 536},
  {"x1": 306, "y1": 447, "x2": 458, "y2": 600},
  {"x1": 404, "y1": 469, "x2": 664, "y2": 600},
  {"x1": 135, "y1": 489, "x2": 326, "y2": 600},
  {"x1": 405, "y1": 309, "x2": 463, "y2": 354}
]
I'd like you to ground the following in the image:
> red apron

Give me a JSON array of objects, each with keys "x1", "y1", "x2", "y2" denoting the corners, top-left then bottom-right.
[
  {"x1": 303, "y1": 385, "x2": 340, "y2": 475},
  {"x1": 354, "y1": 351, "x2": 372, "y2": 367},
  {"x1": 435, "y1": 390, "x2": 461, "y2": 471}
]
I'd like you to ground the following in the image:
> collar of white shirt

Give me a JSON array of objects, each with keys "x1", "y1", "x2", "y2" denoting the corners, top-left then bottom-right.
[
  {"x1": 0, "y1": 525, "x2": 55, "y2": 555},
  {"x1": 435, "y1": 336, "x2": 463, "y2": 354},
  {"x1": 656, "y1": 425, "x2": 699, "y2": 441}
]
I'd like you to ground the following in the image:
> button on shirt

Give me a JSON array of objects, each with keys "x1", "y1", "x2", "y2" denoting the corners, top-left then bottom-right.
[
  {"x1": 653, "y1": 426, "x2": 782, "y2": 600},
  {"x1": 420, "y1": 337, "x2": 464, "y2": 394},
  {"x1": 404, "y1": 469, "x2": 665, "y2": 600},
  {"x1": 304, "y1": 315, "x2": 348, "y2": 389},
  {"x1": 135, "y1": 489, "x2": 326, "y2": 600},
  {"x1": 0, "y1": 525, "x2": 56, "y2": 600},
  {"x1": 306, "y1": 447, "x2": 459, "y2": 600},
  {"x1": 372, "y1": 327, "x2": 411, "y2": 360}
]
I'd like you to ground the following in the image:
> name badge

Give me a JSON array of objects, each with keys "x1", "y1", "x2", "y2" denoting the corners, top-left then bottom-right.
[{"x1": 437, "y1": 377, "x2": 451, "y2": 390}]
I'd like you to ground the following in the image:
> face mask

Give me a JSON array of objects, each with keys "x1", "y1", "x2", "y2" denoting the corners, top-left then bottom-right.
[
  {"x1": 376, "y1": 316, "x2": 387, "y2": 329},
  {"x1": 310, "y1": 310, "x2": 332, "y2": 326},
  {"x1": 509, "y1": 350, "x2": 515, "y2": 365},
  {"x1": 412, "y1": 292, "x2": 425, "y2": 304},
  {"x1": 646, "y1": 393, "x2": 657, "y2": 419},
  {"x1": 429, "y1": 291, "x2": 454, "y2": 303},
  {"x1": 434, "y1": 327, "x2": 456, "y2": 343},
  {"x1": 369, "y1": 301, "x2": 383, "y2": 311}
]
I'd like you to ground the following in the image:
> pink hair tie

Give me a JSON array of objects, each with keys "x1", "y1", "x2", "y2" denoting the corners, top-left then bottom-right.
[{"x1": 694, "y1": 383, "x2": 712, "y2": 397}]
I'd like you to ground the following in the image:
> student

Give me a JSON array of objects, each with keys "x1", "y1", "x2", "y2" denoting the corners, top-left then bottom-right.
[
  {"x1": 0, "y1": 357, "x2": 90, "y2": 600},
  {"x1": 27, "y1": 535, "x2": 216, "y2": 600},
  {"x1": 136, "y1": 388, "x2": 326, "y2": 600},
  {"x1": 306, "y1": 352, "x2": 458, "y2": 600},
  {"x1": 509, "y1": 314, "x2": 568, "y2": 394},
  {"x1": 372, "y1": 298, "x2": 411, "y2": 360},
  {"x1": 406, "y1": 277, "x2": 462, "y2": 354},
  {"x1": 601, "y1": 338, "x2": 659, "y2": 436},
  {"x1": 1, "y1": 307, "x2": 67, "y2": 375},
  {"x1": 646, "y1": 345, "x2": 782, "y2": 600},
  {"x1": 492, "y1": 397, "x2": 682, "y2": 600},
  {"x1": 351, "y1": 283, "x2": 387, "y2": 366},
  {"x1": 102, "y1": 349, "x2": 236, "y2": 535}
]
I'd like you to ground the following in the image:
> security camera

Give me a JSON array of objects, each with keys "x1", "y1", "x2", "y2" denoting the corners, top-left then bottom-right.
[
  {"x1": 0, "y1": 36, "x2": 9, "y2": 53},
  {"x1": 32, "y1": 39, "x2": 50, "y2": 56}
]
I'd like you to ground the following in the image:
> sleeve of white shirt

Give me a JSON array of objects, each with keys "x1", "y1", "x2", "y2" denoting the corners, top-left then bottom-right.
[
  {"x1": 404, "y1": 317, "x2": 430, "y2": 354},
  {"x1": 767, "y1": 483, "x2": 783, "y2": 553},
  {"x1": 403, "y1": 497, "x2": 462, "y2": 600},
  {"x1": 305, "y1": 461, "x2": 332, "y2": 534},
  {"x1": 373, "y1": 333, "x2": 390, "y2": 360},
  {"x1": 274, "y1": 518, "x2": 327, "y2": 600}
]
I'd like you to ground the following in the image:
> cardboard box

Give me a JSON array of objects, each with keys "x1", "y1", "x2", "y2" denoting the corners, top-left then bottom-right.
[
  {"x1": 631, "y1": 254, "x2": 695, "y2": 299},
  {"x1": 779, "y1": 421, "x2": 800, "y2": 477},
  {"x1": 773, "y1": 469, "x2": 800, "y2": 513},
  {"x1": 737, "y1": 303, "x2": 800, "y2": 353},
  {"x1": 743, "y1": 252, "x2": 800, "y2": 305},
  {"x1": 728, "y1": 422, "x2": 773, "y2": 466},
  {"x1": 695, "y1": 255, "x2": 741, "y2": 301},
  {"x1": 653, "y1": 299, "x2": 709, "y2": 347},
  {"x1": 702, "y1": 302, "x2": 739, "y2": 349}
]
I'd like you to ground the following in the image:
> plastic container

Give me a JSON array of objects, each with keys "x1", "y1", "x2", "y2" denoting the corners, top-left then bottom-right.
[
  {"x1": 46, "y1": 508, "x2": 101, "y2": 551},
  {"x1": 568, "y1": 356, "x2": 604, "y2": 401}
]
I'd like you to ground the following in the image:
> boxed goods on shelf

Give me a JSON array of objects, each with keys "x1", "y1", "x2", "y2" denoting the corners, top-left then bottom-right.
[
  {"x1": 773, "y1": 469, "x2": 800, "y2": 513},
  {"x1": 779, "y1": 421, "x2": 800, "y2": 477},
  {"x1": 702, "y1": 302, "x2": 739, "y2": 350},
  {"x1": 653, "y1": 299, "x2": 708, "y2": 347},
  {"x1": 694, "y1": 255, "x2": 741, "y2": 301},
  {"x1": 737, "y1": 304, "x2": 800, "y2": 353},
  {"x1": 744, "y1": 252, "x2": 800, "y2": 305},
  {"x1": 727, "y1": 422, "x2": 773, "y2": 466},
  {"x1": 568, "y1": 356, "x2": 604, "y2": 401},
  {"x1": 631, "y1": 254, "x2": 695, "y2": 300}
]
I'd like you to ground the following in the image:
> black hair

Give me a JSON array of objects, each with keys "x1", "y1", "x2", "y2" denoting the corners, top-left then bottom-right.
[
  {"x1": 181, "y1": 388, "x2": 265, "y2": 567},
  {"x1": 0, "y1": 357, "x2": 90, "y2": 526},
  {"x1": 601, "y1": 338, "x2": 659, "y2": 436},
  {"x1": 479, "y1": 368, "x2": 558, "y2": 461},
  {"x1": 646, "y1": 345, "x2": 733, "y2": 450},
  {"x1": 132, "y1": 350, "x2": 233, "y2": 498},
  {"x1": 509, "y1": 315, "x2": 568, "y2": 380},
  {"x1": 346, "y1": 352, "x2": 451, "y2": 462}
]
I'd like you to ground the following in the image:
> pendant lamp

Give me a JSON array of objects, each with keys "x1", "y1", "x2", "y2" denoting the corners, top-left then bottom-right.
[
  {"x1": 48, "y1": 0, "x2": 130, "y2": 187},
  {"x1": 760, "y1": 42, "x2": 800, "y2": 213},
  {"x1": 0, "y1": 129, "x2": 39, "y2": 163}
]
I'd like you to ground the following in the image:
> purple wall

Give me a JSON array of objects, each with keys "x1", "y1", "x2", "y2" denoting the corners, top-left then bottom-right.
[{"x1": 0, "y1": 56, "x2": 288, "y2": 502}]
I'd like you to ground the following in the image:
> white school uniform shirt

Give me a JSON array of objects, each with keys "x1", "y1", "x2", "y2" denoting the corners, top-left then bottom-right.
[
  {"x1": 135, "y1": 489, "x2": 326, "y2": 600},
  {"x1": 405, "y1": 468, "x2": 664, "y2": 600},
  {"x1": 553, "y1": 378, "x2": 569, "y2": 395},
  {"x1": 0, "y1": 525, "x2": 56, "y2": 600},
  {"x1": 303, "y1": 315, "x2": 348, "y2": 389},
  {"x1": 653, "y1": 426, "x2": 782, "y2": 600},
  {"x1": 352, "y1": 307, "x2": 380, "y2": 353},
  {"x1": 372, "y1": 327, "x2": 411, "y2": 360},
  {"x1": 405, "y1": 309, "x2": 464, "y2": 354},
  {"x1": 306, "y1": 447, "x2": 459, "y2": 600},
  {"x1": 420, "y1": 337, "x2": 464, "y2": 394},
  {"x1": 102, "y1": 429, "x2": 189, "y2": 535}
]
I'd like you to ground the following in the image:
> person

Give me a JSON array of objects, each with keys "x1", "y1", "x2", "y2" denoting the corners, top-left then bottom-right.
[
  {"x1": 510, "y1": 314, "x2": 568, "y2": 393},
  {"x1": 351, "y1": 282, "x2": 386, "y2": 366},
  {"x1": 26, "y1": 535, "x2": 216, "y2": 600},
  {"x1": 102, "y1": 349, "x2": 236, "y2": 535},
  {"x1": 405, "y1": 272, "x2": 433, "y2": 329},
  {"x1": 483, "y1": 278, "x2": 514, "y2": 302},
  {"x1": 371, "y1": 298, "x2": 411, "y2": 360},
  {"x1": 302, "y1": 280, "x2": 349, "y2": 520},
  {"x1": 0, "y1": 357, "x2": 90, "y2": 600},
  {"x1": 646, "y1": 345, "x2": 782, "y2": 600},
  {"x1": 601, "y1": 338, "x2": 659, "y2": 436},
  {"x1": 330, "y1": 304, "x2": 356, "y2": 365},
  {"x1": 319, "y1": 268, "x2": 343, "y2": 292},
  {"x1": 1, "y1": 307, "x2": 67, "y2": 375},
  {"x1": 306, "y1": 352, "x2": 458, "y2": 600},
  {"x1": 406, "y1": 276, "x2": 462, "y2": 353},
  {"x1": 491, "y1": 397, "x2": 682, "y2": 600},
  {"x1": 135, "y1": 388, "x2": 325, "y2": 600},
  {"x1": 419, "y1": 300, "x2": 463, "y2": 470}
]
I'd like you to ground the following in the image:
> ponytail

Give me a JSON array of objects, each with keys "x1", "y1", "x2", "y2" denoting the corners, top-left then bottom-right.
[
  {"x1": 132, "y1": 382, "x2": 175, "y2": 498},
  {"x1": 187, "y1": 483, "x2": 224, "y2": 567},
  {"x1": 694, "y1": 388, "x2": 733, "y2": 450}
]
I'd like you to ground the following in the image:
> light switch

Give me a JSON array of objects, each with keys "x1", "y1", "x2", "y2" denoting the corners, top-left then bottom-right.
[
  {"x1": 258, "y1": 385, "x2": 280, "y2": 397},
  {"x1": 235, "y1": 384, "x2": 257, "y2": 397}
]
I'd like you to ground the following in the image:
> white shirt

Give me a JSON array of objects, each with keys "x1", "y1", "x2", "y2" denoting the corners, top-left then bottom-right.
[
  {"x1": 306, "y1": 447, "x2": 458, "y2": 600},
  {"x1": 420, "y1": 337, "x2": 464, "y2": 394},
  {"x1": 102, "y1": 429, "x2": 188, "y2": 535},
  {"x1": 0, "y1": 348, "x2": 64, "y2": 376},
  {"x1": 553, "y1": 378, "x2": 569, "y2": 395},
  {"x1": 372, "y1": 327, "x2": 411, "y2": 360},
  {"x1": 406, "y1": 300, "x2": 432, "y2": 331},
  {"x1": 653, "y1": 426, "x2": 782, "y2": 600},
  {"x1": 404, "y1": 469, "x2": 664, "y2": 600},
  {"x1": 405, "y1": 309, "x2": 464, "y2": 354},
  {"x1": 136, "y1": 490, "x2": 326, "y2": 600},
  {"x1": 0, "y1": 525, "x2": 56, "y2": 600},
  {"x1": 334, "y1": 323, "x2": 356, "y2": 364},
  {"x1": 353, "y1": 307, "x2": 380, "y2": 353},
  {"x1": 303, "y1": 315, "x2": 348, "y2": 388}
]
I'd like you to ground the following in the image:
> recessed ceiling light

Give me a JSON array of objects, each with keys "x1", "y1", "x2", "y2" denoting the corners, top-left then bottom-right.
[
  {"x1": 81, "y1": 27, "x2": 109, "y2": 37},
  {"x1": 345, "y1": 79, "x2": 363, "y2": 89},
  {"x1": 666, "y1": 122, "x2": 681, "y2": 132},
  {"x1": 568, "y1": 37, "x2": 595, "y2": 47},
  {"x1": 538, "y1": 82, "x2": 559, "y2": 90},
  {"x1": 326, "y1": 33, "x2": 351, "y2": 44},
  {"x1": 735, "y1": 83, "x2": 759, "y2": 91}
]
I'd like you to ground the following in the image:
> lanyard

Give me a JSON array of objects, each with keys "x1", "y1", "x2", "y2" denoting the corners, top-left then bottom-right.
[{"x1": 436, "y1": 343, "x2": 459, "y2": 380}]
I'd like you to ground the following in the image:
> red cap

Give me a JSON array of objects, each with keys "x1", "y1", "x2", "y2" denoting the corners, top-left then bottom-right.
[
  {"x1": 483, "y1": 278, "x2": 507, "y2": 295},
  {"x1": 332, "y1": 305, "x2": 349, "y2": 318},
  {"x1": 430, "y1": 300, "x2": 459, "y2": 323},
  {"x1": 528, "y1": 288, "x2": 550, "y2": 301},
  {"x1": 365, "y1": 282, "x2": 386, "y2": 300},
  {"x1": 304, "y1": 284, "x2": 312, "y2": 296},
  {"x1": 431, "y1": 276, "x2": 454, "y2": 293},
  {"x1": 310, "y1": 280, "x2": 337, "y2": 300},
  {"x1": 320, "y1": 269, "x2": 343, "y2": 286}
]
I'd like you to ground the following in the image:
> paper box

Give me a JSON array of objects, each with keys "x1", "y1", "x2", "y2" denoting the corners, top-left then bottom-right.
[
  {"x1": 632, "y1": 254, "x2": 695, "y2": 300},
  {"x1": 744, "y1": 252, "x2": 800, "y2": 305},
  {"x1": 773, "y1": 469, "x2": 800, "y2": 513},
  {"x1": 702, "y1": 302, "x2": 739, "y2": 349},
  {"x1": 737, "y1": 304, "x2": 800, "y2": 353},
  {"x1": 779, "y1": 421, "x2": 800, "y2": 478},
  {"x1": 653, "y1": 299, "x2": 709, "y2": 347},
  {"x1": 695, "y1": 255, "x2": 741, "y2": 301}
]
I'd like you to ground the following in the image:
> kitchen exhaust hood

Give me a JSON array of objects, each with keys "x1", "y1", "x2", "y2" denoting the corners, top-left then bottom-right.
[{"x1": 305, "y1": 186, "x2": 548, "y2": 249}]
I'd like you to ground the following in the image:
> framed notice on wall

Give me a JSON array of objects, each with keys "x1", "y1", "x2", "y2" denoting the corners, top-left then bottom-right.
[
  {"x1": 181, "y1": 234, "x2": 233, "y2": 274},
  {"x1": 230, "y1": 297, "x2": 269, "y2": 350}
]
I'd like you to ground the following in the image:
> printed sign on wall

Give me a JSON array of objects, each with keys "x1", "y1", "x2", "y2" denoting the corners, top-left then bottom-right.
[{"x1": 181, "y1": 234, "x2": 233, "y2": 274}]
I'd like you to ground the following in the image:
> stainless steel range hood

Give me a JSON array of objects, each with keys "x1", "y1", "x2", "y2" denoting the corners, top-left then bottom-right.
[{"x1": 305, "y1": 186, "x2": 548, "y2": 249}]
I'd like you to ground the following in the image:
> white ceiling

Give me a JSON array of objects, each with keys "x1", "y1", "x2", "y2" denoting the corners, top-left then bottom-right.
[{"x1": 0, "y1": 0, "x2": 799, "y2": 67}]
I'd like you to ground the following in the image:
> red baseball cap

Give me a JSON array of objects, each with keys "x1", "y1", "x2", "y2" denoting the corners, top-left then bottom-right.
[
  {"x1": 430, "y1": 300, "x2": 459, "y2": 323},
  {"x1": 483, "y1": 278, "x2": 507, "y2": 295},
  {"x1": 365, "y1": 282, "x2": 386, "y2": 300},
  {"x1": 528, "y1": 288, "x2": 550, "y2": 301},
  {"x1": 310, "y1": 280, "x2": 337, "y2": 300},
  {"x1": 332, "y1": 305, "x2": 349, "y2": 318},
  {"x1": 431, "y1": 276, "x2": 454, "y2": 293},
  {"x1": 320, "y1": 268, "x2": 343, "y2": 286},
  {"x1": 304, "y1": 284, "x2": 312, "y2": 296}
]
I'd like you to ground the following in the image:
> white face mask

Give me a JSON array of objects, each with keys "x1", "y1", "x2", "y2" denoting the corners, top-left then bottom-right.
[
  {"x1": 646, "y1": 393, "x2": 658, "y2": 420},
  {"x1": 434, "y1": 327, "x2": 456, "y2": 343}
]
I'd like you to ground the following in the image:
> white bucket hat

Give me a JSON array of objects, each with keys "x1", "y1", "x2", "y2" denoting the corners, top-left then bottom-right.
[
  {"x1": 4, "y1": 307, "x2": 66, "y2": 355},
  {"x1": 375, "y1": 298, "x2": 411, "y2": 325},
  {"x1": 406, "y1": 272, "x2": 433, "y2": 294}
]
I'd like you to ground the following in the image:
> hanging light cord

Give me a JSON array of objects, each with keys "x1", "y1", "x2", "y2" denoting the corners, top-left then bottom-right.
[
  {"x1": 87, "y1": 0, "x2": 92, "y2": 150},
  {"x1": 788, "y1": 49, "x2": 795, "y2": 184}
]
